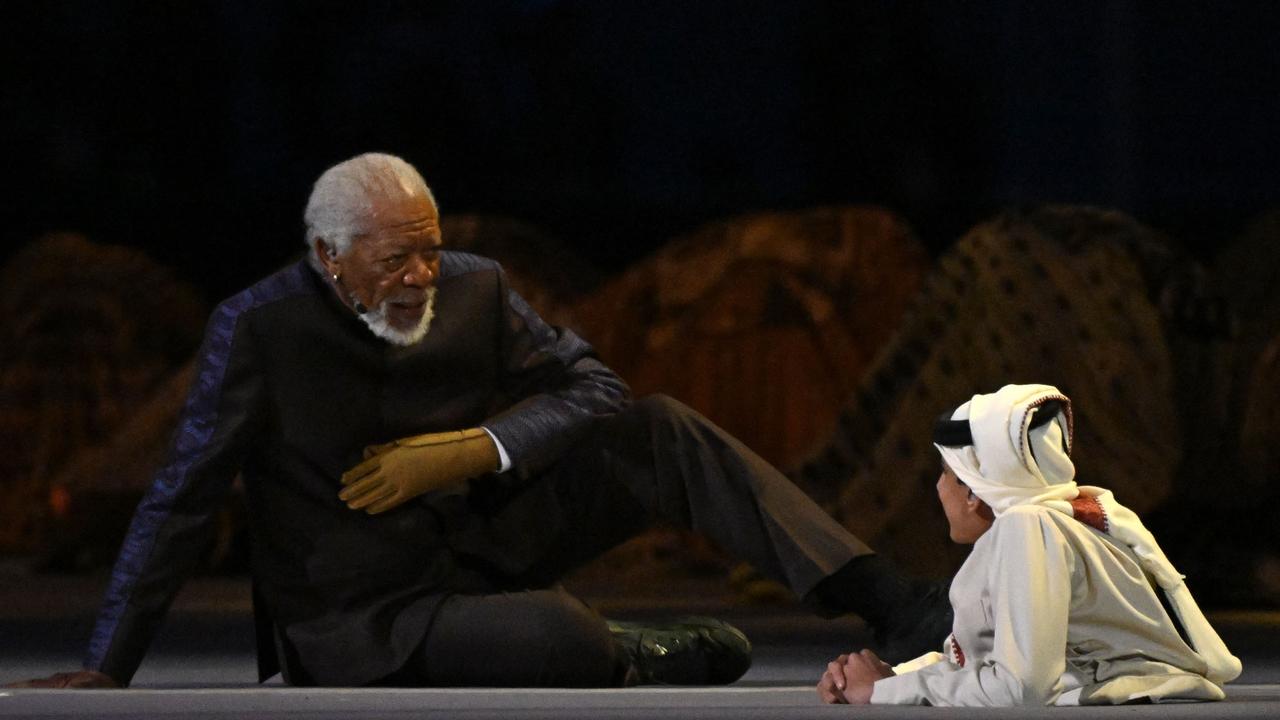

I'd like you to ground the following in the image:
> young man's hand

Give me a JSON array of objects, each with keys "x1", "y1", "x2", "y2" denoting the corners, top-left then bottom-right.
[
  {"x1": 5, "y1": 670, "x2": 118, "y2": 689},
  {"x1": 816, "y1": 649, "x2": 894, "y2": 704},
  {"x1": 817, "y1": 653, "x2": 852, "y2": 703}
]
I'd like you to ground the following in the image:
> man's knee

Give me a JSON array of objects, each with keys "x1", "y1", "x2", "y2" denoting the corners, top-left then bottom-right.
[
  {"x1": 417, "y1": 589, "x2": 619, "y2": 687},
  {"x1": 517, "y1": 591, "x2": 618, "y2": 687},
  {"x1": 581, "y1": 394, "x2": 692, "y2": 451},
  {"x1": 626, "y1": 394, "x2": 696, "y2": 427},
  {"x1": 597, "y1": 395, "x2": 710, "y2": 459}
]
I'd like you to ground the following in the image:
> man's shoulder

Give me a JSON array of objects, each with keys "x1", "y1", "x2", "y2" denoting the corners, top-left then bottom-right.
[
  {"x1": 439, "y1": 251, "x2": 502, "y2": 280},
  {"x1": 988, "y1": 504, "x2": 1071, "y2": 542},
  {"x1": 213, "y1": 260, "x2": 317, "y2": 321},
  {"x1": 988, "y1": 504, "x2": 1109, "y2": 557},
  {"x1": 998, "y1": 504, "x2": 1056, "y2": 521}
]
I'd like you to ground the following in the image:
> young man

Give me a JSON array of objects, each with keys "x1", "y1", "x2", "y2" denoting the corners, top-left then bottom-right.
[{"x1": 817, "y1": 383, "x2": 1241, "y2": 706}]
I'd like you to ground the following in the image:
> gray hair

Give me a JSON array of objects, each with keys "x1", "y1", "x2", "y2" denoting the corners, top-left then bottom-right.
[{"x1": 303, "y1": 152, "x2": 438, "y2": 272}]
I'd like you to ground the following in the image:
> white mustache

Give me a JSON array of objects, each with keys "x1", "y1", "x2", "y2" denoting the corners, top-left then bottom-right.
[{"x1": 360, "y1": 287, "x2": 437, "y2": 346}]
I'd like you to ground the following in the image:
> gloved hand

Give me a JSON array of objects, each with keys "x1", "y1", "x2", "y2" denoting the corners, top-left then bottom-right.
[
  {"x1": 339, "y1": 428, "x2": 500, "y2": 514},
  {"x1": 5, "y1": 670, "x2": 118, "y2": 689}
]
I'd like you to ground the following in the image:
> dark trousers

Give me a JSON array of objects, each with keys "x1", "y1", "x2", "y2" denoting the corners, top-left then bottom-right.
[{"x1": 388, "y1": 395, "x2": 871, "y2": 687}]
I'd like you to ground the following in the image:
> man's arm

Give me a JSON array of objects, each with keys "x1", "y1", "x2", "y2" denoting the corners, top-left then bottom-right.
[
  {"x1": 338, "y1": 266, "x2": 628, "y2": 515},
  {"x1": 481, "y1": 269, "x2": 630, "y2": 479},
  {"x1": 818, "y1": 650, "x2": 895, "y2": 704},
  {"x1": 82, "y1": 300, "x2": 266, "y2": 686},
  {"x1": 870, "y1": 509, "x2": 1075, "y2": 706}
]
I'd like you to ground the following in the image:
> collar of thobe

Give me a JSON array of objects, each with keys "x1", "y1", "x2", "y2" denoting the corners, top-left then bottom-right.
[{"x1": 934, "y1": 383, "x2": 1241, "y2": 684}]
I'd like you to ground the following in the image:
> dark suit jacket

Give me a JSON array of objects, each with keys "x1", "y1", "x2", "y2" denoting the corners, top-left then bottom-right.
[{"x1": 84, "y1": 252, "x2": 629, "y2": 686}]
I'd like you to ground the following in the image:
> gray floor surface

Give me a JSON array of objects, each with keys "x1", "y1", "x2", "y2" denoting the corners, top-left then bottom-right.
[{"x1": 2, "y1": 574, "x2": 1278, "y2": 718}]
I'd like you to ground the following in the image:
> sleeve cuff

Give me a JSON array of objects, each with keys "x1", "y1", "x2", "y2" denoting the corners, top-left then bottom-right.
[
  {"x1": 481, "y1": 426, "x2": 513, "y2": 472},
  {"x1": 870, "y1": 672, "x2": 923, "y2": 705}
]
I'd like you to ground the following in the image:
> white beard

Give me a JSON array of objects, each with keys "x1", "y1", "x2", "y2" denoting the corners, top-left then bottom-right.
[{"x1": 360, "y1": 286, "x2": 436, "y2": 346}]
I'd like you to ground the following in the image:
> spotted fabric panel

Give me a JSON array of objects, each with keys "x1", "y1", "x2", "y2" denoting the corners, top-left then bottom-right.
[
  {"x1": 948, "y1": 634, "x2": 966, "y2": 668},
  {"x1": 1069, "y1": 495, "x2": 1109, "y2": 534}
]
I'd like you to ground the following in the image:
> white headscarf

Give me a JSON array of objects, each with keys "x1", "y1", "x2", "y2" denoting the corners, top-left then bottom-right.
[{"x1": 935, "y1": 383, "x2": 1241, "y2": 685}]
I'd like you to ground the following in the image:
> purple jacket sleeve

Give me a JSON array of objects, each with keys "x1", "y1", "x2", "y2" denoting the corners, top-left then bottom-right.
[
  {"x1": 481, "y1": 271, "x2": 630, "y2": 479},
  {"x1": 84, "y1": 297, "x2": 266, "y2": 686}
]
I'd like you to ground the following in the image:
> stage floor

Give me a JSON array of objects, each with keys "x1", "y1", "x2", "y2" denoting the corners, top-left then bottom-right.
[{"x1": 3, "y1": 574, "x2": 1278, "y2": 719}]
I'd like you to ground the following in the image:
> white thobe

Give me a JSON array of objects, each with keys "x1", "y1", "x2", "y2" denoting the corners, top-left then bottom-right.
[{"x1": 872, "y1": 505, "x2": 1227, "y2": 706}]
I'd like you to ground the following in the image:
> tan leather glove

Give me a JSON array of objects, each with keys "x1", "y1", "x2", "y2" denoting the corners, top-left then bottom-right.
[{"x1": 339, "y1": 428, "x2": 500, "y2": 514}]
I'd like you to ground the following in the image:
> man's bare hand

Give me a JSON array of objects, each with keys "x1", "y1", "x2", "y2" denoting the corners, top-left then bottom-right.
[
  {"x1": 816, "y1": 653, "x2": 851, "y2": 703},
  {"x1": 5, "y1": 670, "x2": 117, "y2": 689},
  {"x1": 816, "y1": 649, "x2": 894, "y2": 705}
]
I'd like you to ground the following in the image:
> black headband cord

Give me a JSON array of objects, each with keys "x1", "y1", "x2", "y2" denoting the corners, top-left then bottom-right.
[{"x1": 932, "y1": 399, "x2": 1065, "y2": 449}]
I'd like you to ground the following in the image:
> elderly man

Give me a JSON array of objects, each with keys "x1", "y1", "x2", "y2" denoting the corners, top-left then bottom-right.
[
  {"x1": 818, "y1": 384, "x2": 1241, "y2": 706},
  {"x1": 15, "y1": 152, "x2": 946, "y2": 689}
]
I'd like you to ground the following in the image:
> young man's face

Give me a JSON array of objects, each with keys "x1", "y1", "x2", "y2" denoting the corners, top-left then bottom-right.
[{"x1": 935, "y1": 464, "x2": 994, "y2": 544}]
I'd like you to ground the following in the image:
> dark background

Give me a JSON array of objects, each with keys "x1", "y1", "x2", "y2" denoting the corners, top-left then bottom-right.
[{"x1": 4, "y1": 0, "x2": 1279, "y2": 301}]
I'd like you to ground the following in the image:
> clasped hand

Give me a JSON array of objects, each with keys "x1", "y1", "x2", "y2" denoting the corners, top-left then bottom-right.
[
  {"x1": 339, "y1": 428, "x2": 499, "y2": 514},
  {"x1": 816, "y1": 648, "x2": 894, "y2": 704}
]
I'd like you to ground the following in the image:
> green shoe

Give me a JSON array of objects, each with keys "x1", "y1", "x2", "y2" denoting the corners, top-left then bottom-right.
[{"x1": 608, "y1": 616, "x2": 752, "y2": 685}]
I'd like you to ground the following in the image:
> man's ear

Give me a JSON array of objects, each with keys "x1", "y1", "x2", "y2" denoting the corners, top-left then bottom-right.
[
  {"x1": 969, "y1": 495, "x2": 995, "y2": 523},
  {"x1": 314, "y1": 239, "x2": 340, "y2": 276}
]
